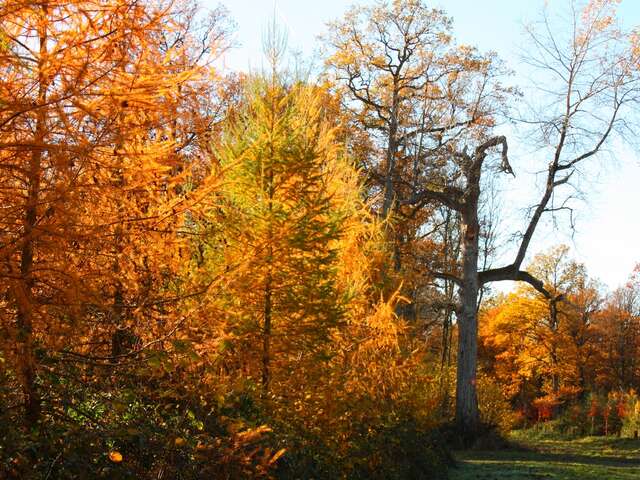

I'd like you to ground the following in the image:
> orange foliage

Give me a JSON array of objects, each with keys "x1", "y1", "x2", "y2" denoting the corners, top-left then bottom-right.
[{"x1": 0, "y1": 0, "x2": 231, "y2": 422}]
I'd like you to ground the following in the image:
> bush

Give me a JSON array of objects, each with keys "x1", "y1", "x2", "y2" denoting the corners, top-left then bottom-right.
[
  {"x1": 268, "y1": 397, "x2": 451, "y2": 479},
  {"x1": 344, "y1": 413, "x2": 451, "y2": 480},
  {"x1": 478, "y1": 373, "x2": 517, "y2": 432},
  {"x1": 0, "y1": 363, "x2": 280, "y2": 479},
  {"x1": 620, "y1": 391, "x2": 640, "y2": 438}
]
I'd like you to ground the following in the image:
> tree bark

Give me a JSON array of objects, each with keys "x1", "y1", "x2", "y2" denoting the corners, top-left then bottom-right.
[
  {"x1": 261, "y1": 274, "x2": 272, "y2": 396},
  {"x1": 262, "y1": 90, "x2": 275, "y2": 397},
  {"x1": 455, "y1": 204, "x2": 481, "y2": 434},
  {"x1": 418, "y1": 136, "x2": 549, "y2": 435},
  {"x1": 381, "y1": 81, "x2": 399, "y2": 219},
  {"x1": 549, "y1": 299, "x2": 560, "y2": 404},
  {"x1": 14, "y1": 4, "x2": 48, "y2": 425},
  {"x1": 15, "y1": 130, "x2": 43, "y2": 426}
]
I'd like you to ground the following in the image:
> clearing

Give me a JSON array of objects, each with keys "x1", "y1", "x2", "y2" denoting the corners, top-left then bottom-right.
[{"x1": 450, "y1": 431, "x2": 640, "y2": 479}]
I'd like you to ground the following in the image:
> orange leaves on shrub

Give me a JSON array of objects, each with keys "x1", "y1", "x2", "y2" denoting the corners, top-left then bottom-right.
[{"x1": 108, "y1": 451, "x2": 123, "y2": 463}]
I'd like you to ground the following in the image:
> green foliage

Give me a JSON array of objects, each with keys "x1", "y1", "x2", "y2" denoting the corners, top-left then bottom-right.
[
  {"x1": 194, "y1": 78, "x2": 351, "y2": 390},
  {"x1": 0, "y1": 357, "x2": 280, "y2": 480},
  {"x1": 265, "y1": 405, "x2": 451, "y2": 480},
  {"x1": 344, "y1": 413, "x2": 451, "y2": 480}
]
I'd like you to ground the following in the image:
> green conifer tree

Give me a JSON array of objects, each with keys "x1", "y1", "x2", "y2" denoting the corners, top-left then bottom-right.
[{"x1": 204, "y1": 78, "x2": 354, "y2": 396}]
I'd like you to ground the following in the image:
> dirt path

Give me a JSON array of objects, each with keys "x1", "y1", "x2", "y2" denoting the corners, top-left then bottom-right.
[{"x1": 449, "y1": 433, "x2": 640, "y2": 480}]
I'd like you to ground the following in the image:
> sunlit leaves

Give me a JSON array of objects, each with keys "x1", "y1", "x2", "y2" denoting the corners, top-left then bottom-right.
[{"x1": 108, "y1": 451, "x2": 123, "y2": 463}]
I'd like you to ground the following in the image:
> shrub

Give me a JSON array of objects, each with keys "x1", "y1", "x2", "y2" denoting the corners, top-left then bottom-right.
[
  {"x1": 478, "y1": 373, "x2": 517, "y2": 432},
  {"x1": 0, "y1": 363, "x2": 280, "y2": 479},
  {"x1": 620, "y1": 391, "x2": 640, "y2": 438},
  {"x1": 345, "y1": 414, "x2": 450, "y2": 480}
]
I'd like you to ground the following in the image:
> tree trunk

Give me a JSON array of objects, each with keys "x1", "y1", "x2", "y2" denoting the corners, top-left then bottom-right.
[
  {"x1": 15, "y1": 304, "x2": 40, "y2": 426},
  {"x1": 262, "y1": 106, "x2": 275, "y2": 397},
  {"x1": 15, "y1": 111, "x2": 43, "y2": 428},
  {"x1": 14, "y1": 6, "x2": 48, "y2": 425},
  {"x1": 455, "y1": 207, "x2": 480, "y2": 434},
  {"x1": 262, "y1": 272, "x2": 272, "y2": 396},
  {"x1": 549, "y1": 299, "x2": 561, "y2": 416},
  {"x1": 381, "y1": 89, "x2": 399, "y2": 219}
]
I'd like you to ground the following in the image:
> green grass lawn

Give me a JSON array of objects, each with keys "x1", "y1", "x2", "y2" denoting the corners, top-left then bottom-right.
[{"x1": 450, "y1": 431, "x2": 640, "y2": 480}]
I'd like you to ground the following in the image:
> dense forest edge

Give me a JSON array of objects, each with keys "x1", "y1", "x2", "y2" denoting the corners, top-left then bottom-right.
[{"x1": 1, "y1": 0, "x2": 640, "y2": 478}]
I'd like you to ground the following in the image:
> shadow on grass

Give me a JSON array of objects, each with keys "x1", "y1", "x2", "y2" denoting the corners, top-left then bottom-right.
[
  {"x1": 450, "y1": 434, "x2": 640, "y2": 479},
  {"x1": 458, "y1": 448, "x2": 640, "y2": 467}
]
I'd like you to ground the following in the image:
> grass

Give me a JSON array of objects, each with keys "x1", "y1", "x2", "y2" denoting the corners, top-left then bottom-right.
[{"x1": 449, "y1": 430, "x2": 640, "y2": 479}]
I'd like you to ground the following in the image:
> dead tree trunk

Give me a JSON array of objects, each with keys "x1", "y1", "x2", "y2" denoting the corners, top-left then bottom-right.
[
  {"x1": 410, "y1": 136, "x2": 554, "y2": 435},
  {"x1": 455, "y1": 206, "x2": 481, "y2": 433}
]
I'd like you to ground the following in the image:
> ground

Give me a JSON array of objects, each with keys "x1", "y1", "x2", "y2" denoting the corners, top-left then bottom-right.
[{"x1": 450, "y1": 431, "x2": 640, "y2": 480}]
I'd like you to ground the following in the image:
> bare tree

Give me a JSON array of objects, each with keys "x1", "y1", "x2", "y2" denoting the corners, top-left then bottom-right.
[{"x1": 409, "y1": 0, "x2": 640, "y2": 434}]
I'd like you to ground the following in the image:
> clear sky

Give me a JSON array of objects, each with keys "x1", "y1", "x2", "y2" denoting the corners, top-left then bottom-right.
[{"x1": 208, "y1": 0, "x2": 640, "y2": 293}]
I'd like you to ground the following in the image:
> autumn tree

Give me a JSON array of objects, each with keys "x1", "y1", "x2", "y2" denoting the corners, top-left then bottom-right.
[
  {"x1": 385, "y1": 0, "x2": 640, "y2": 434},
  {"x1": 481, "y1": 246, "x2": 601, "y2": 418},
  {"x1": 550, "y1": 255, "x2": 601, "y2": 396},
  {"x1": 323, "y1": 4, "x2": 517, "y2": 437},
  {"x1": 593, "y1": 267, "x2": 640, "y2": 391},
  {"x1": 323, "y1": 0, "x2": 507, "y2": 330},
  {"x1": 193, "y1": 75, "x2": 363, "y2": 398},
  {"x1": 527, "y1": 246, "x2": 590, "y2": 396},
  {"x1": 0, "y1": 0, "x2": 230, "y2": 426}
]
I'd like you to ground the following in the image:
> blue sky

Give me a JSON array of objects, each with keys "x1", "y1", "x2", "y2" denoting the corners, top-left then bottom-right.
[{"x1": 208, "y1": 0, "x2": 640, "y2": 292}]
